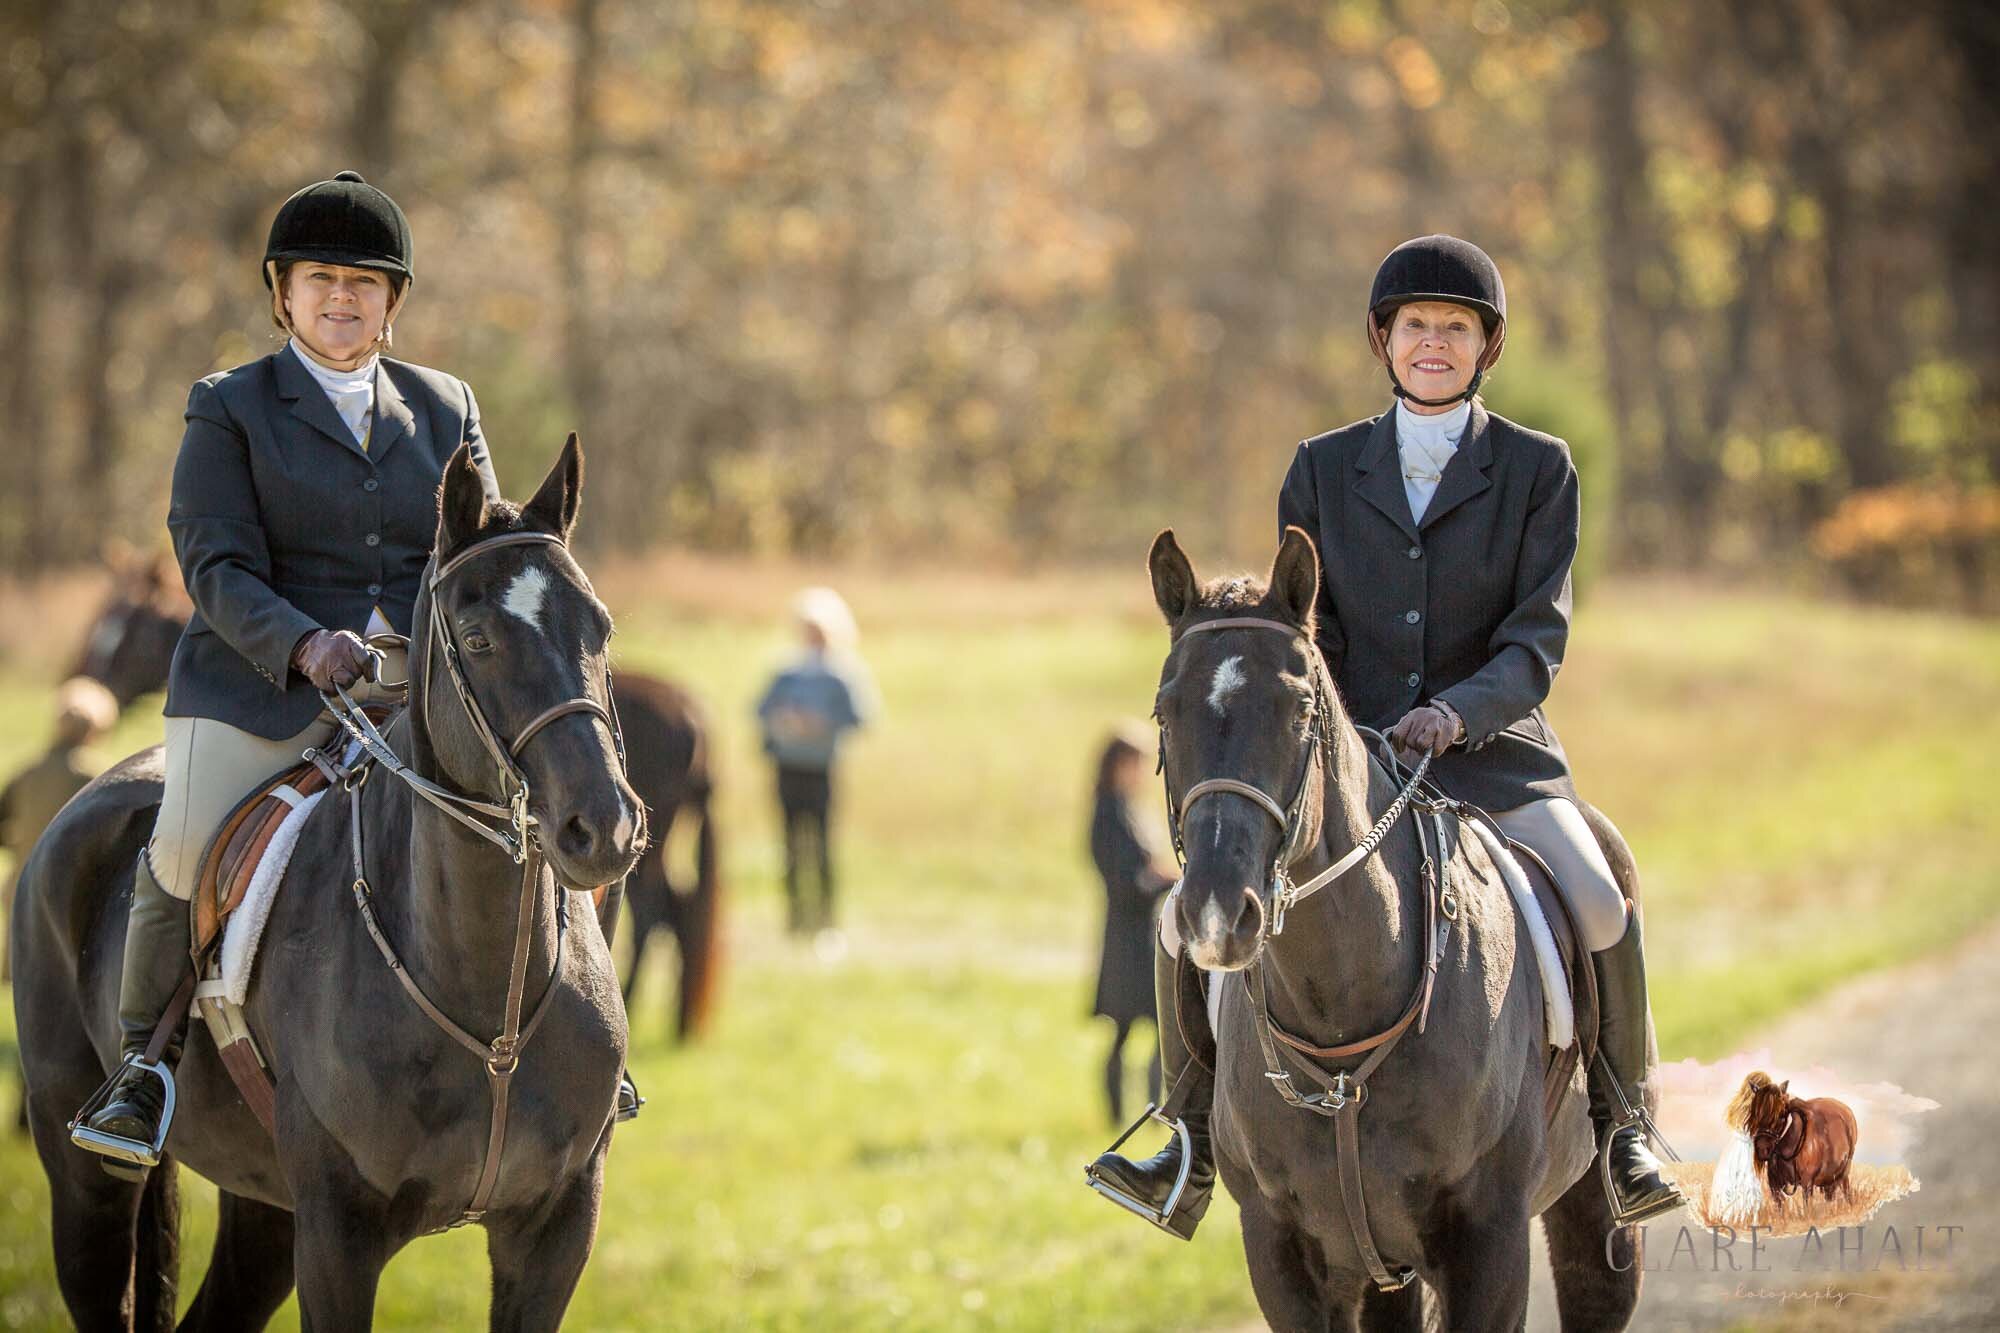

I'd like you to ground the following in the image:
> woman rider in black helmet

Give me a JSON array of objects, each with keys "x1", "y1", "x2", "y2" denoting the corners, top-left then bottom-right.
[
  {"x1": 1087, "y1": 234, "x2": 1683, "y2": 1238},
  {"x1": 76, "y1": 172, "x2": 639, "y2": 1160}
]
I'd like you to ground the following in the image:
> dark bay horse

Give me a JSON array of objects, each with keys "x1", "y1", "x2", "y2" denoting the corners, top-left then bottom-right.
[
  {"x1": 63, "y1": 519, "x2": 724, "y2": 1043},
  {"x1": 1739, "y1": 1073, "x2": 1859, "y2": 1205},
  {"x1": 13, "y1": 438, "x2": 645, "y2": 1331},
  {"x1": 70, "y1": 548, "x2": 188, "y2": 712},
  {"x1": 613, "y1": 670, "x2": 724, "y2": 1041},
  {"x1": 1149, "y1": 528, "x2": 1642, "y2": 1330}
]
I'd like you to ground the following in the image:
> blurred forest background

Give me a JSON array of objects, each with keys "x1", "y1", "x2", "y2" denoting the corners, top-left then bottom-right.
[{"x1": 3, "y1": 0, "x2": 1996, "y2": 604}]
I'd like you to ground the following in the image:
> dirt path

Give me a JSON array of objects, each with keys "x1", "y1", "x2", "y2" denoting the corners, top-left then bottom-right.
[{"x1": 1525, "y1": 921, "x2": 2000, "y2": 1331}]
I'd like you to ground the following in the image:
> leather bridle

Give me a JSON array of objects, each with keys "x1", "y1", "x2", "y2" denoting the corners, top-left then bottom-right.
[
  {"x1": 1161, "y1": 617, "x2": 1436, "y2": 942},
  {"x1": 315, "y1": 528, "x2": 626, "y2": 1229}
]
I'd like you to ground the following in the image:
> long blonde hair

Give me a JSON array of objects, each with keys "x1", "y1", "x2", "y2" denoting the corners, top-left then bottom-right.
[{"x1": 1726, "y1": 1070, "x2": 1777, "y2": 1131}]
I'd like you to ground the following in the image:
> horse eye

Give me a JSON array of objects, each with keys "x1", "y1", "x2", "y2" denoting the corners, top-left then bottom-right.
[{"x1": 462, "y1": 631, "x2": 493, "y2": 653}]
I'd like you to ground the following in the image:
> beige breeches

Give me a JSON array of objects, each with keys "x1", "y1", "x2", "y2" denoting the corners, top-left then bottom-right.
[
  {"x1": 149, "y1": 646, "x2": 405, "y2": 902},
  {"x1": 1490, "y1": 796, "x2": 1629, "y2": 952}
]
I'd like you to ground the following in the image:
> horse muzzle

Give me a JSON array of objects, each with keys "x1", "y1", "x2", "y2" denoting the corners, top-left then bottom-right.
[
  {"x1": 1177, "y1": 878, "x2": 1267, "y2": 972},
  {"x1": 538, "y1": 790, "x2": 647, "y2": 890}
]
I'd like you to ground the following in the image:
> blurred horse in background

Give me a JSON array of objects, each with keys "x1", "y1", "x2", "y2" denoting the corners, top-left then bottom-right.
[
  {"x1": 70, "y1": 547, "x2": 190, "y2": 713},
  {"x1": 613, "y1": 671, "x2": 724, "y2": 1043}
]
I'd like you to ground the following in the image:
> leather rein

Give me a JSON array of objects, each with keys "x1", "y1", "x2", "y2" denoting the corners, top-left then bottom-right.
[
  {"x1": 315, "y1": 529, "x2": 618, "y2": 1229},
  {"x1": 1162, "y1": 615, "x2": 1460, "y2": 1292}
]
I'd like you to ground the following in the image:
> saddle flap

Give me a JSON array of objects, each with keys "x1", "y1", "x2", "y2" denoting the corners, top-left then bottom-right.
[{"x1": 191, "y1": 760, "x2": 331, "y2": 954}]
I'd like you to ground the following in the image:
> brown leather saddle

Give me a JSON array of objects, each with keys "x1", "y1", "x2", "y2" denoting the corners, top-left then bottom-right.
[{"x1": 190, "y1": 756, "x2": 335, "y2": 957}]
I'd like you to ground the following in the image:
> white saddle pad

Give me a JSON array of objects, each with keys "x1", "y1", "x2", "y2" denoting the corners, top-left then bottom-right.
[
  {"x1": 218, "y1": 787, "x2": 325, "y2": 1006},
  {"x1": 1465, "y1": 818, "x2": 1575, "y2": 1050}
]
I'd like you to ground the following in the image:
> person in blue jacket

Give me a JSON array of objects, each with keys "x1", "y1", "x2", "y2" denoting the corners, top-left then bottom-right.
[{"x1": 756, "y1": 588, "x2": 873, "y2": 934}]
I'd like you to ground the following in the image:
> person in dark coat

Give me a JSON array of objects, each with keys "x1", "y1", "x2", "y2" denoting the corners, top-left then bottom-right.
[
  {"x1": 1088, "y1": 728, "x2": 1175, "y2": 1124},
  {"x1": 1092, "y1": 235, "x2": 1683, "y2": 1236},
  {"x1": 76, "y1": 171, "x2": 528, "y2": 1159}
]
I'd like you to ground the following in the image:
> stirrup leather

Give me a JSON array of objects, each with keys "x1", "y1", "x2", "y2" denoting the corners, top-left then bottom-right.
[
  {"x1": 1083, "y1": 1102, "x2": 1197, "y2": 1233},
  {"x1": 68, "y1": 1056, "x2": 178, "y2": 1169}
]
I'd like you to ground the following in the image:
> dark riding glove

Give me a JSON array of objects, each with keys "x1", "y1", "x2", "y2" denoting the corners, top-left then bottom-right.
[
  {"x1": 1387, "y1": 703, "x2": 1460, "y2": 758},
  {"x1": 291, "y1": 629, "x2": 372, "y2": 692}
]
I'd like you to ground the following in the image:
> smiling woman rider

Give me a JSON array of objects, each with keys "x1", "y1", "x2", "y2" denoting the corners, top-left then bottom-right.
[
  {"x1": 74, "y1": 172, "x2": 630, "y2": 1160},
  {"x1": 1088, "y1": 234, "x2": 1684, "y2": 1239}
]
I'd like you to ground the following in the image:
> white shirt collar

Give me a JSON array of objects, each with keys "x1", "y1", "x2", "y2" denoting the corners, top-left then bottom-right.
[{"x1": 287, "y1": 340, "x2": 377, "y2": 444}]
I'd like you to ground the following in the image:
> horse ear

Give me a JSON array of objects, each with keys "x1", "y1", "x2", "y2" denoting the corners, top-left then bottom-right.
[
  {"x1": 1779, "y1": 1080, "x2": 1790, "y2": 1096},
  {"x1": 523, "y1": 433, "x2": 583, "y2": 540},
  {"x1": 1149, "y1": 529, "x2": 1197, "y2": 625},
  {"x1": 436, "y1": 442, "x2": 491, "y2": 551},
  {"x1": 1270, "y1": 526, "x2": 1320, "y2": 627}
]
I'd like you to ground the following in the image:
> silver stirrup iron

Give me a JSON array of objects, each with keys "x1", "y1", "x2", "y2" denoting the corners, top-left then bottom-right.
[
  {"x1": 68, "y1": 1057, "x2": 178, "y2": 1170},
  {"x1": 1083, "y1": 1102, "x2": 1196, "y2": 1234}
]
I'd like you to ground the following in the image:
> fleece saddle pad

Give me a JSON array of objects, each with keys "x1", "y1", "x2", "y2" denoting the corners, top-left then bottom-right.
[
  {"x1": 1464, "y1": 818, "x2": 1576, "y2": 1051},
  {"x1": 191, "y1": 760, "x2": 331, "y2": 955}
]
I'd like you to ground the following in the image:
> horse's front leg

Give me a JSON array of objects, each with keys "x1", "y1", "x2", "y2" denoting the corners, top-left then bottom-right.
[
  {"x1": 290, "y1": 1184, "x2": 394, "y2": 1333},
  {"x1": 282, "y1": 1098, "x2": 398, "y2": 1333},
  {"x1": 1431, "y1": 1194, "x2": 1531, "y2": 1333},
  {"x1": 486, "y1": 1135, "x2": 609, "y2": 1333},
  {"x1": 1237, "y1": 1189, "x2": 1354, "y2": 1332}
]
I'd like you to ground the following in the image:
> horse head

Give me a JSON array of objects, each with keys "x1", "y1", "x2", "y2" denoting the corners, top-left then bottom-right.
[
  {"x1": 1150, "y1": 526, "x2": 1334, "y2": 972},
  {"x1": 413, "y1": 434, "x2": 648, "y2": 891},
  {"x1": 74, "y1": 546, "x2": 188, "y2": 708},
  {"x1": 1739, "y1": 1073, "x2": 1793, "y2": 1143}
]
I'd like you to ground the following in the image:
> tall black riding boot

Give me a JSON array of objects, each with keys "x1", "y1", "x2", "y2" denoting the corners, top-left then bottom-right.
[
  {"x1": 74, "y1": 853, "x2": 190, "y2": 1167},
  {"x1": 1085, "y1": 936, "x2": 1216, "y2": 1240},
  {"x1": 1589, "y1": 909, "x2": 1685, "y2": 1226}
]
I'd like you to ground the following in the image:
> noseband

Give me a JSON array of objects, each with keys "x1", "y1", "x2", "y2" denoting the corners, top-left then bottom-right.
[{"x1": 1162, "y1": 616, "x2": 1432, "y2": 939}]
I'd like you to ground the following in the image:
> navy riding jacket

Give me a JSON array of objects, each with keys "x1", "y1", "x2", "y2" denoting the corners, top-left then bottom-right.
[
  {"x1": 1277, "y1": 402, "x2": 1582, "y2": 812},
  {"x1": 163, "y1": 345, "x2": 502, "y2": 740}
]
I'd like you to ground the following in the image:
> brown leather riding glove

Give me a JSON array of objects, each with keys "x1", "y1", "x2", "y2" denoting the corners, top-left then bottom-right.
[{"x1": 290, "y1": 629, "x2": 372, "y2": 692}]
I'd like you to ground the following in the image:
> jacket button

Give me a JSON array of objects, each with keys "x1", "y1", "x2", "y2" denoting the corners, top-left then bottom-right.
[
  {"x1": 363, "y1": 477, "x2": 380, "y2": 492},
  {"x1": 365, "y1": 532, "x2": 381, "y2": 547},
  {"x1": 1406, "y1": 672, "x2": 1420, "y2": 688},
  {"x1": 1407, "y1": 545, "x2": 1422, "y2": 559},
  {"x1": 367, "y1": 583, "x2": 382, "y2": 596},
  {"x1": 1405, "y1": 610, "x2": 1421, "y2": 624}
]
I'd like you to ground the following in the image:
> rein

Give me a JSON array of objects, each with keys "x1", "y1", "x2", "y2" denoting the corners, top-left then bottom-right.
[
  {"x1": 314, "y1": 528, "x2": 618, "y2": 1229},
  {"x1": 1162, "y1": 614, "x2": 1460, "y2": 1292}
]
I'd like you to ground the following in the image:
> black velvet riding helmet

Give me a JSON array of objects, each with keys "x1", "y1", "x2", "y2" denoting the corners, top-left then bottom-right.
[
  {"x1": 262, "y1": 170, "x2": 413, "y2": 288},
  {"x1": 1366, "y1": 234, "x2": 1506, "y2": 406}
]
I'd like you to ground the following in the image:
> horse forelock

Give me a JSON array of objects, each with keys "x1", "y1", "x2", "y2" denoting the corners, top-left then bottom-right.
[{"x1": 1178, "y1": 573, "x2": 1315, "y2": 638}]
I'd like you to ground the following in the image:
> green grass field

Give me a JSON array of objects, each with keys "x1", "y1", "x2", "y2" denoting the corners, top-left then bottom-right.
[{"x1": 0, "y1": 559, "x2": 1993, "y2": 1330}]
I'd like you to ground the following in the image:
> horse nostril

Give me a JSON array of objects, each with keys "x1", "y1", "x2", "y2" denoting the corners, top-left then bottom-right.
[
  {"x1": 561, "y1": 813, "x2": 598, "y2": 858},
  {"x1": 1238, "y1": 887, "x2": 1265, "y2": 938}
]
